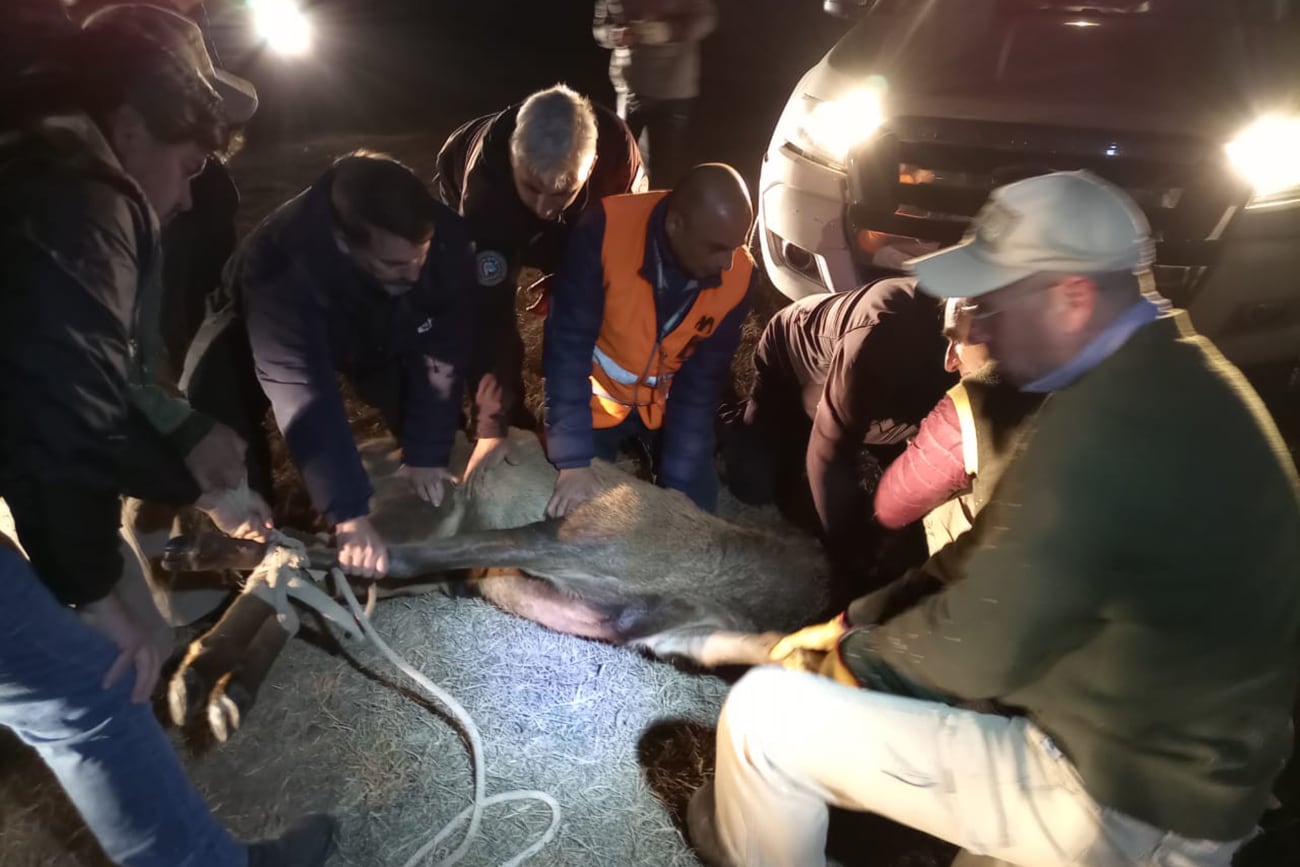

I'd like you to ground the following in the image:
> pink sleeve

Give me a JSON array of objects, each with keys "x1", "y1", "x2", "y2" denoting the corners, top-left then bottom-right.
[{"x1": 873, "y1": 394, "x2": 971, "y2": 529}]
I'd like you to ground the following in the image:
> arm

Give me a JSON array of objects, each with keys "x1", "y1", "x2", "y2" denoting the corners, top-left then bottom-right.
[
  {"x1": 470, "y1": 282, "x2": 525, "y2": 440},
  {"x1": 840, "y1": 414, "x2": 1106, "y2": 701},
  {"x1": 805, "y1": 325, "x2": 893, "y2": 547},
  {"x1": 542, "y1": 209, "x2": 609, "y2": 470},
  {"x1": 0, "y1": 199, "x2": 136, "y2": 606},
  {"x1": 659, "y1": 278, "x2": 752, "y2": 489},
  {"x1": 873, "y1": 393, "x2": 970, "y2": 529},
  {"x1": 241, "y1": 257, "x2": 373, "y2": 524}
]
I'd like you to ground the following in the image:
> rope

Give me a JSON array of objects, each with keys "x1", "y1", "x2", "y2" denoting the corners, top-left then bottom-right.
[{"x1": 252, "y1": 534, "x2": 562, "y2": 866}]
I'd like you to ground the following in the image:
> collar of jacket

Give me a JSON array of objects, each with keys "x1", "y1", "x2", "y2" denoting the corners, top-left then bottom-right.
[
  {"x1": 1, "y1": 112, "x2": 158, "y2": 237},
  {"x1": 637, "y1": 196, "x2": 724, "y2": 292}
]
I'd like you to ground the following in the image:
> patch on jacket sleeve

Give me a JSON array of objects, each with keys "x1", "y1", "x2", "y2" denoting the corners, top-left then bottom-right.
[{"x1": 475, "y1": 249, "x2": 507, "y2": 287}]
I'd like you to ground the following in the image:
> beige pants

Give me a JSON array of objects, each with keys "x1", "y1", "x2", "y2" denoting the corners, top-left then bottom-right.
[{"x1": 711, "y1": 667, "x2": 1247, "y2": 867}]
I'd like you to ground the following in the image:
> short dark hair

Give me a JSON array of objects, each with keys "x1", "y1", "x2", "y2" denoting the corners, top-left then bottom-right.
[
  {"x1": 329, "y1": 151, "x2": 436, "y2": 246},
  {"x1": 69, "y1": 18, "x2": 236, "y2": 157}
]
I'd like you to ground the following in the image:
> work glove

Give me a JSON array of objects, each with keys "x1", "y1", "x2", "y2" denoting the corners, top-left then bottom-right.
[{"x1": 768, "y1": 614, "x2": 860, "y2": 687}]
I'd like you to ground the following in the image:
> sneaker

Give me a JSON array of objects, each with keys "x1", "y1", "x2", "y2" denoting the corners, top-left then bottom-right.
[{"x1": 246, "y1": 813, "x2": 338, "y2": 867}]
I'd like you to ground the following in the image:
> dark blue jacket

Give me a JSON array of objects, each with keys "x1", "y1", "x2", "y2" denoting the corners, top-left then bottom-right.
[
  {"x1": 230, "y1": 167, "x2": 476, "y2": 523},
  {"x1": 543, "y1": 199, "x2": 753, "y2": 490}
]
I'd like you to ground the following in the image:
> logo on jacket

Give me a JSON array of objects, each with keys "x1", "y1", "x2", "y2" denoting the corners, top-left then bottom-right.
[
  {"x1": 417, "y1": 318, "x2": 433, "y2": 334},
  {"x1": 476, "y1": 250, "x2": 507, "y2": 287}
]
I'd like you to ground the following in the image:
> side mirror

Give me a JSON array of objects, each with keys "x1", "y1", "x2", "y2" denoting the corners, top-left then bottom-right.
[{"x1": 823, "y1": 0, "x2": 870, "y2": 20}]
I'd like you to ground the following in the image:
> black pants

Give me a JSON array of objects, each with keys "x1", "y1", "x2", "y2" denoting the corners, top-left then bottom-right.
[
  {"x1": 618, "y1": 92, "x2": 694, "y2": 189},
  {"x1": 182, "y1": 316, "x2": 406, "y2": 504}
]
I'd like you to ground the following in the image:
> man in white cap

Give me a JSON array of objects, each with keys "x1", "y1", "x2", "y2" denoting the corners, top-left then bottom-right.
[
  {"x1": 687, "y1": 171, "x2": 1300, "y2": 867},
  {"x1": 0, "y1": 6, "x2": 332, "y2": 865}
]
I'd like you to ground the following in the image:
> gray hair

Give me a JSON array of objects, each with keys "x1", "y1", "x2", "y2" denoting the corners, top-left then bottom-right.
[{"x1": 510, "y1": 84, "x2": 599, "y2": 191}]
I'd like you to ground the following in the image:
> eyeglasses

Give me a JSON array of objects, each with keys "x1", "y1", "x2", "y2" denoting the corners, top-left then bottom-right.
[{"x1": 957, "y1": 276, "x2": 1058, "y2": 322}]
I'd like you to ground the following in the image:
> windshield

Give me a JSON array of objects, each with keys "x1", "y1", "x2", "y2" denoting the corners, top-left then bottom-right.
[{"x1": 827, "y1": 0, "x2": 1253, "y2": 113}]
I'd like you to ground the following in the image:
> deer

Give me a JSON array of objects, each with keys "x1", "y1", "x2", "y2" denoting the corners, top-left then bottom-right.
[{"x1": 155, "y1": 428, "x2": 833, "y2": 742}]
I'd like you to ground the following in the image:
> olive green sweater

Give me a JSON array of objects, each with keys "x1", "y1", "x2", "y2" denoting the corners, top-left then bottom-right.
[{"x1": 842, "y1": 311, "x2": 1300, "y2": 841}]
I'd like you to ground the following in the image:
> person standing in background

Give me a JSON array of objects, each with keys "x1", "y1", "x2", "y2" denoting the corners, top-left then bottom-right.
[{"x1": 594, "y1": 0, "x2": 717, "y2": 188}]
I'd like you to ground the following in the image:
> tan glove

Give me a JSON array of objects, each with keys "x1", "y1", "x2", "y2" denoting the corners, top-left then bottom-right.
[{"x1": 768, "y1": 615, "x2": 860, "y2": 687}]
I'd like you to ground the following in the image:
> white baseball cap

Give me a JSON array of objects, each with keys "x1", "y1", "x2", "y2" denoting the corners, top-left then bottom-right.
[
  {"x1": 81, "y1": 4, "x2": 259, "y2": 126},
  {"x1": 907, "y1": 170, "x2": 1155, "y2": 299}
]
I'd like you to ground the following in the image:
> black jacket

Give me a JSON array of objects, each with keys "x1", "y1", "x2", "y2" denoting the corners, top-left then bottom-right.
[
  {"x1": 434, "y1": 101, "x2": 643, "y2": 437},
  {"x1": 0, "y1": 114, "x2": 197, "y2": 605},
  {"x1": 217, "y1": 164, "x2": 477, "y2": 524},
  {"x1": 760, "y1": 277, "x2": 953, "y2": 548}
]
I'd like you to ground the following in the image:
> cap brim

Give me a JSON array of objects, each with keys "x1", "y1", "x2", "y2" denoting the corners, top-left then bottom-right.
[
  {"x1": 906, "y1": 240, "x2": 1036, "y2": 299},
  {"x1": 212, "y1": 68, "x2": 258, "y2": 126}
]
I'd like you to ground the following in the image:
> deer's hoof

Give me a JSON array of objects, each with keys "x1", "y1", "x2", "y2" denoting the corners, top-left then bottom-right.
[
  {"x1": 206, "y1": 673, "x2": 255, "y2": 744},
  {"x1": 167, "y1": 664, "x2": 210, "y2": 727}
]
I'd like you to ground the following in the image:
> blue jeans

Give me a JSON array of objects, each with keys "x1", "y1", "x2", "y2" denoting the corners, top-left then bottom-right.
[
  {"x1": 0, "y1": 548, "x2": 246, "y2": 867},
  {"x1": 592, "y1": 413, "x2": 719, "y2": 512}
]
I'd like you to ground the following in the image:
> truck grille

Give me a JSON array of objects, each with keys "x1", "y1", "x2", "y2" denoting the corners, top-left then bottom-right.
[{"x1": 846, "y1": 117, "x2": 1251, "y2": 283}]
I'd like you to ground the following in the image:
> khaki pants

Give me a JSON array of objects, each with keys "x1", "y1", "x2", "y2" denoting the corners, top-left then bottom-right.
[{"x1": 712, "y1": 667, "x2": 1247, "y2": 867}]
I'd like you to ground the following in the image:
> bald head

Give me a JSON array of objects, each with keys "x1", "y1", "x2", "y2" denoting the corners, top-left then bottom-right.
[{"x1": 664, "y1": 163, "x2": 753, "y2": 279}]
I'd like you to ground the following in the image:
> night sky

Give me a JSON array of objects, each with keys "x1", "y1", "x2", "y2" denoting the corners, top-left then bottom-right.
[{"x1": 220, "y1": 0, "x2": 848, "y2": 175}]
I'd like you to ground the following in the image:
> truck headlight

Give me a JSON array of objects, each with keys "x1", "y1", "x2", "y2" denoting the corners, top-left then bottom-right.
[
  {"x1": 781, "y1": 86, "x2": 886, "y2": 172},
  {"x1": 251, "y1": 0, "x2": 313, "y2": 57},
  {"x1": 1226, "y1": 114, "x2": 1300, "y2": 209}
]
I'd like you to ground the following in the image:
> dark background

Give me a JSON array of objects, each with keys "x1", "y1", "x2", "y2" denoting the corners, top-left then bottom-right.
[{"x1": 212, "y1": 0, "x2": 848, "y2": 183}]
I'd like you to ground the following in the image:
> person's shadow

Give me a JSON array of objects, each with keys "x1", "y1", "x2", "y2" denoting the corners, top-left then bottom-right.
[{"x1": 637, "y1": 717, "x2": 957, "y2": 867}]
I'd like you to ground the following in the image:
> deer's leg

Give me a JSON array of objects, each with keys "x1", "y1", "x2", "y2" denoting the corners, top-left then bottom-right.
[
  {"x1": 167, "y1": 590, "x2": 278, "y2": 726},
  {"x1": 384, "y1": 521, "x2": 580, "y2": 578},
  {"x1": 206, "y1": 613, "x2": 293, "y2": 744},
  {"x1": 633, "y1": 628, "x2": 786, "y2": 668},
  {"x1": 472, "y1": 569, "x2": 624, "y2": 642}
]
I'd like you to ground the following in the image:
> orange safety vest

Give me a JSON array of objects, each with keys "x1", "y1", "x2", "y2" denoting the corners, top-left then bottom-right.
[{"x1": 590, "y1": 191, "x2": 752, "y2": 430}]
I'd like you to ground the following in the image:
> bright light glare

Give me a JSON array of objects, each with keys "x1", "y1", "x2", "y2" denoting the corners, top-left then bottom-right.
[
  {"x1": 1225, "y1": 114, "x2": 1300, "y2": 203},
  {"x1": 1065, "y1": 19, "x2": 1100, "y2": 28},
  {"x1": 251, "y1": 0, "x2": 312, "y2": 56},
  {"x1": 794, "y1": 86, "x2": 886, "y2": 169}
]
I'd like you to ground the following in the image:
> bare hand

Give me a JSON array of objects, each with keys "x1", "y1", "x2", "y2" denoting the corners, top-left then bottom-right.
[
  {"x1": 464, "y1": 437, "x2": 512, "y2": 482},
  {"x1": 184, "y1": 422, "x2": 248, "y2": 493},
  {"x1": 335, "y1": 515, "x2": 388, "y2": 579},
  {"x1": 79, "y1": 593, "x2": 163, "y2": 704},
  {"x1": 195, "y1": 484, "x2": 274, "y2": 541},
  {"x1": 609, "y1": 25, "x2": 635, "y2": 47},
  {"x1": 545, "y1": 466, "x2": 602, "y2": 518},
  {"x1": 400, "y1": 465, "x2": 459, "y2": 507}
]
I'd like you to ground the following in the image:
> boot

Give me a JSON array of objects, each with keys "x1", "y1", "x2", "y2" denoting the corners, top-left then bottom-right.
[{"x1": 246, "y1": 813, "x2": 338, "y2": 867}]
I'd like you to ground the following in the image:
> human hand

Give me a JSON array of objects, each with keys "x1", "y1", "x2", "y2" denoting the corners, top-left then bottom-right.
[
  {"x1": 768, "y1": 615, "x2": 859, "y2": 686},
  {"x1": 400, "y1": 465, "x2": 459, "y2": 507},
  {"x1": 184, "y1": 422, "x2": 248, "y2": 493},
  {"x1": 195, "y1": 484, "x2": 274, "y2": 541},
  {"x1": 610, "y1": 25, "x2": 636, "y2": 47},
  {"x1": 334, "y1": 515, "x2": 388, "y2": 579},
  {"x1": 464, "y1": 437, "x2": 513, "y2": 483},
  {"x1": 79, "y1": 592, "x2": 164, "y2": 704},
  {"x1": 545, "y1": 466, "x2": 602, "y2": 518}
]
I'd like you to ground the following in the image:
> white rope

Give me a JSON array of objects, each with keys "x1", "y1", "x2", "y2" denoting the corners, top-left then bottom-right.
[
  {"x1": 326, "y1": 567, "x2": 562, "y2": 867},
  {"x1": 250, "y1": 530, "x2": 560, "y2": 866}
]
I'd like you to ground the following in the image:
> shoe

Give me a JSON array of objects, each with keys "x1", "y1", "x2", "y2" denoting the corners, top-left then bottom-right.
[
  {"x1": 686, "y1": 780, "x2": 737, "y2": 867},
  {"x1": 246, "y1": 813, "x2": 338, "y2": 867}
]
